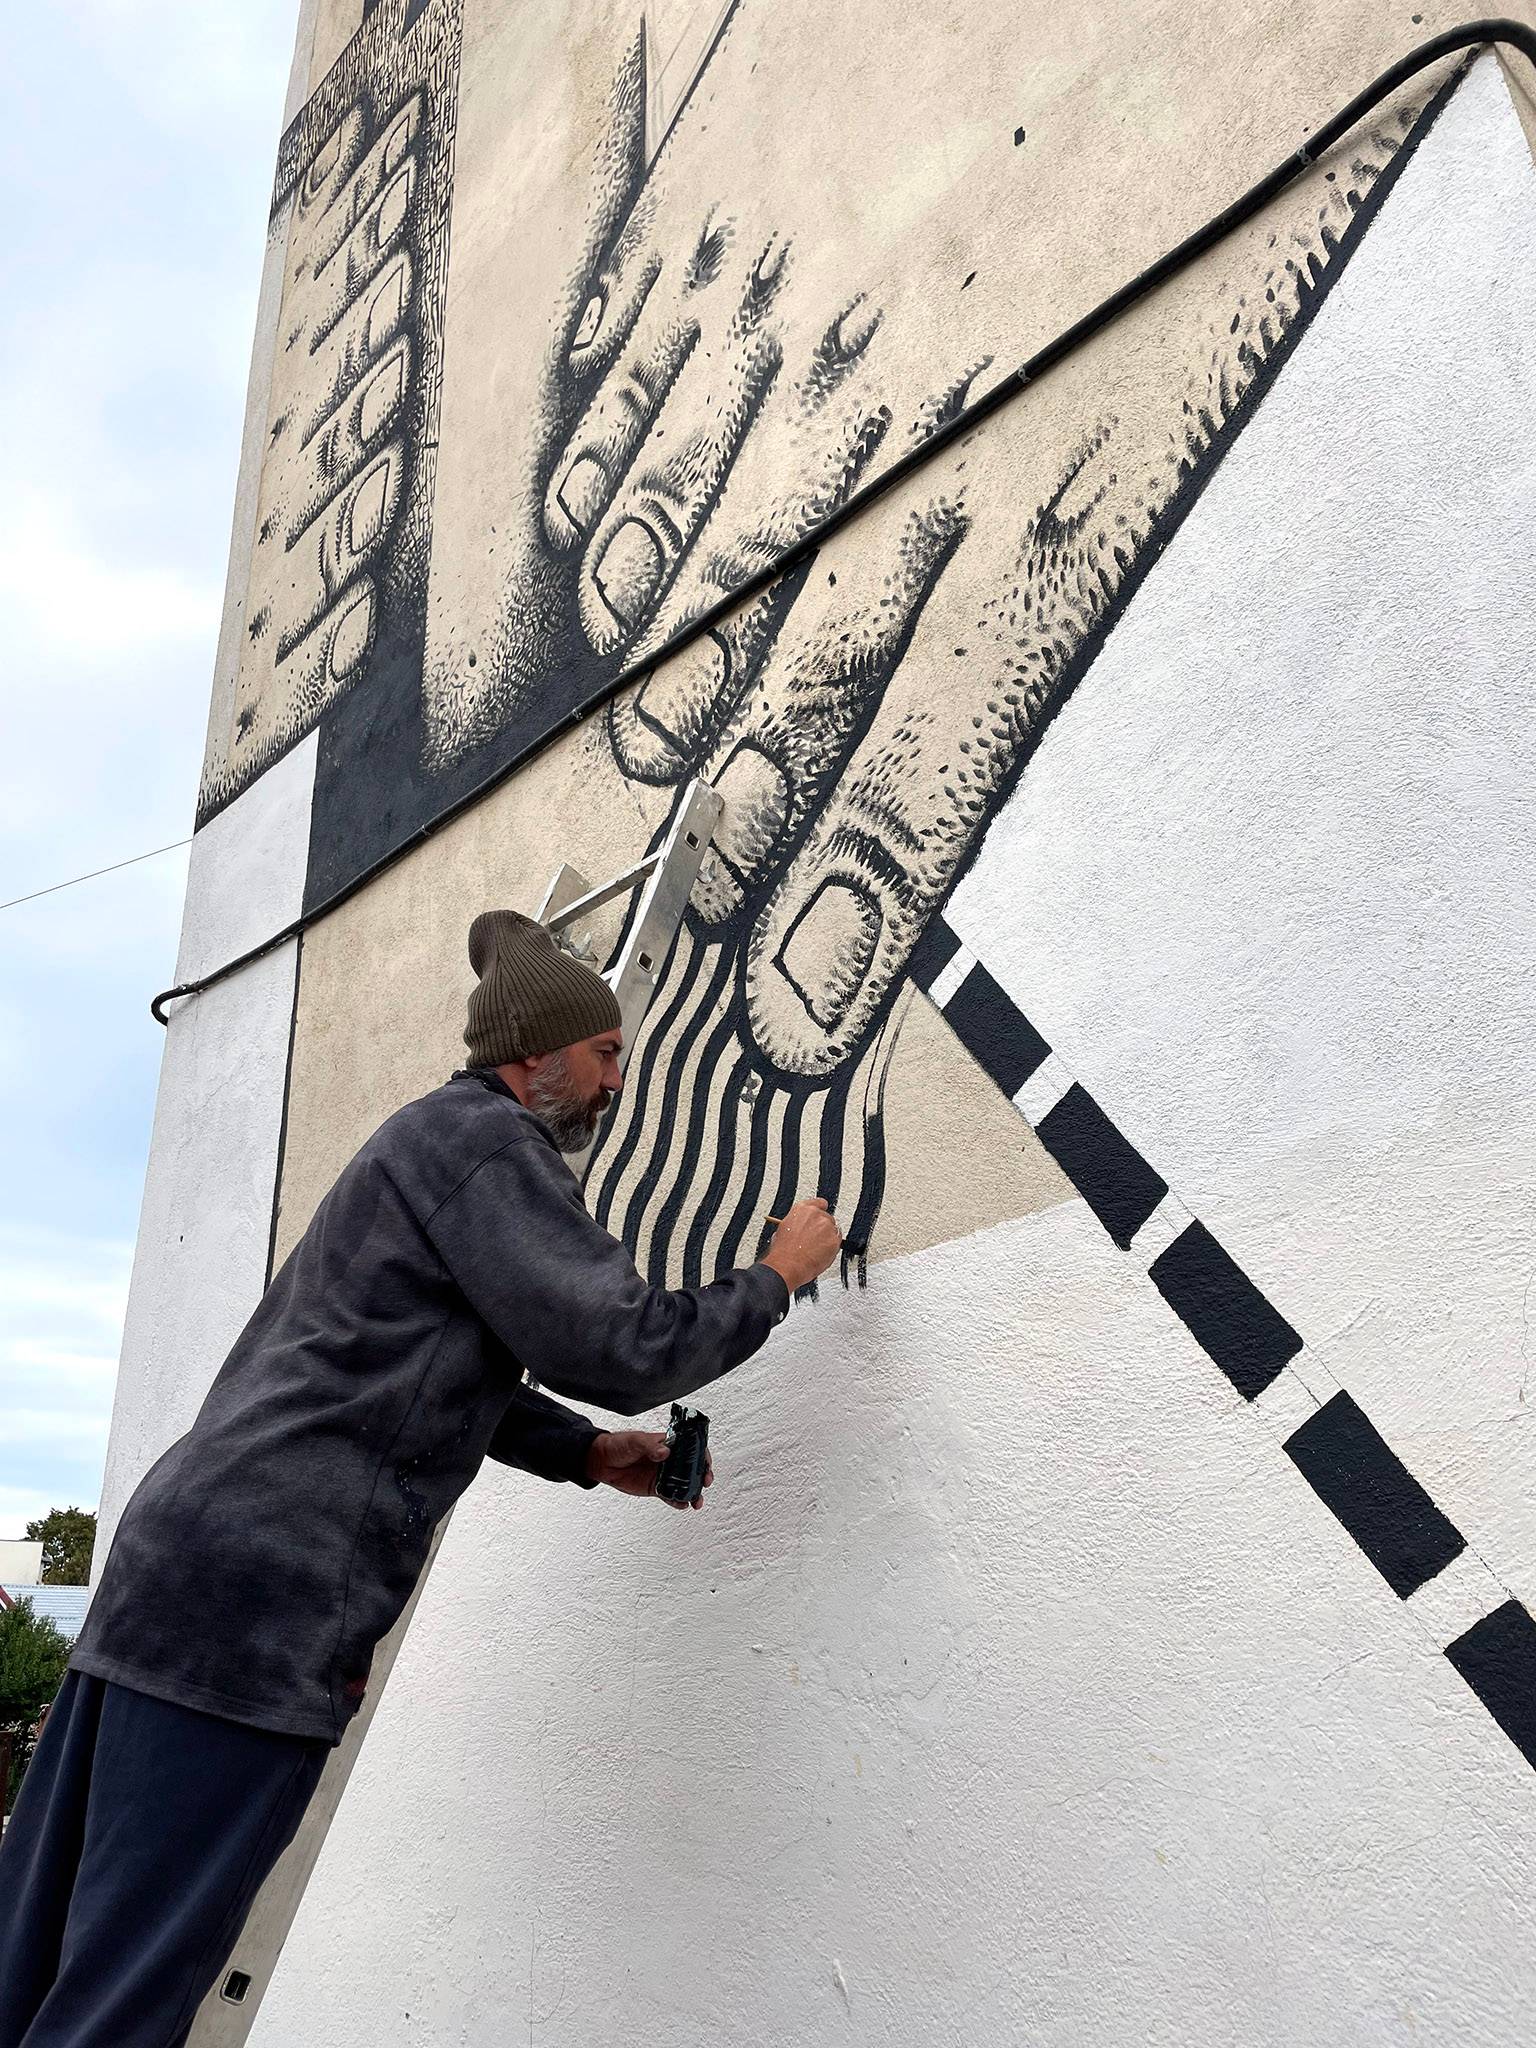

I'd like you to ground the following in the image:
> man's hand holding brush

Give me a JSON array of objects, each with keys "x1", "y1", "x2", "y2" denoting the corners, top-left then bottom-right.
[{"x1": 760, "y1": 1198, "x2": 844, "y2": 1296}]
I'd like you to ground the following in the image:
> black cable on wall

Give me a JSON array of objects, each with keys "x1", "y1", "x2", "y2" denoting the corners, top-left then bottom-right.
[{"x1": 152, "y1": 17, "x2": 1536, "y2": 1027}]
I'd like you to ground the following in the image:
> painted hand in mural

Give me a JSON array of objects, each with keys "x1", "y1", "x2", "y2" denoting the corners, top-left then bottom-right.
[
  {"x1": 588, "y1": 120, "x2": 1413, "y2": 1286},
  {"x1": 231, "y1": 94, "x2": 423, "y2": 764},
  {"x1": 539, "y1": 166, "x2": 892, "y2": 672},
  {"x1": 442, "y1": 19, "x2": 958, "y2": 768}
]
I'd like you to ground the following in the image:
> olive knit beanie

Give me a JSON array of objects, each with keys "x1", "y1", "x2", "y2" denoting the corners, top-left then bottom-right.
[{"x1": 464, "y1": 910, "x2": 622, "y2": 1065}]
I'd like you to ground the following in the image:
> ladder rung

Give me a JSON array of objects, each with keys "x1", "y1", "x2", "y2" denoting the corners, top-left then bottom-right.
[{"x1": 544, "y1": 853, "x2": 662, "y2": 932}]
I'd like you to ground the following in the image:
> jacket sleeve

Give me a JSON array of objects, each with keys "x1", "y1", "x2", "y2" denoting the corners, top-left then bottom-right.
[
  {"x1": 424, "y1": 1132, "x2": 791, "y2": 1415},
  {"x1": 486, "y1": 1380, "x2": 602, "y2": 1486}
]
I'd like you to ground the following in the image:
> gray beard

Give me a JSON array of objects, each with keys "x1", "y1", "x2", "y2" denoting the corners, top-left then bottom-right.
[{"x1": 524, "y1": 1053, "x2": 607, "y2": 1155}]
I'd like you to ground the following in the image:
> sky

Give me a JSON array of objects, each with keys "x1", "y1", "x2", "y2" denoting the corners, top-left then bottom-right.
[{"x1": 0, "y1": 1, "x2": 299, "y2": 1536}]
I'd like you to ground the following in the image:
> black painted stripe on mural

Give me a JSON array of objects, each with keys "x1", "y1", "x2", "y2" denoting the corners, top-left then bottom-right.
[
  {"x1": 943, "y1": 963, "x2": 1051, "y2": 1101},
  {"x1": 904, "y1": 928, "x2": 1536, "y2": 1768},
  {"x1": 589, "y1": 937, "x2": 714, "y2": 1224},
  {"x1": 631, "y1": 994, "x2": 739, "y2": 1266},
  {"x1": 718, "y1": 1081, "x2": 778, "y2": 1271},
  {"x1": 913, "y1": 912, "x2": 1173, "y2": 1254},
  {"x1": 1445, "y1": 1602, "x2": 1536, "y2": 1772},
  {"x1": 679, "y1": 1049, "x2": 754, "y2": 1288},
  {"x1": 1148, "y1": 1223, "x2": 1302, "y2": 1400},
  {"x1": 1284, "y1": 1392, "x2": 1466, "y2": 1599},
  {"x1": 906, "y1": 916, "x2": 962, "y2": 996},
  {"x1": 815, "y1": 1061, "x2": 853, "y2": 1228},
  {"x1": 1034, "y1": 1085, "x2": 1167, "y2": 1250}
]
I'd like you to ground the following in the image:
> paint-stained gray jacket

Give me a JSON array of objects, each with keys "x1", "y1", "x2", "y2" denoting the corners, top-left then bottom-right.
[{"x1": 72, "y1": 1070, "x2": 790, "y2": 1743}]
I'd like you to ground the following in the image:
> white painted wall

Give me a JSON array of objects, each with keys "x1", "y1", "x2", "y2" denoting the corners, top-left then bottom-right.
[
  {"x1": 255, "y1": 1203, "x2": 1536, "y2": 2047},
  {"x1": 949, "y1": 53, "x2": 1536, "y2": 1609},
  {"x1": 95, "y1": 735, "x2": 316, "y2": 1558}
]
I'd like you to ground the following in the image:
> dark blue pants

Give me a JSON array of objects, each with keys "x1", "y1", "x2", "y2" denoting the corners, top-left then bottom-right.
[{"x1": 0, "y1": 1671, "x2": 327, "y2": 2047}]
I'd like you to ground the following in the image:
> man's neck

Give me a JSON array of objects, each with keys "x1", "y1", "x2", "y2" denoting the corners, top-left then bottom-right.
[{"x1": 492, "y1": 1062, "x2": 530, "y2": 1106}]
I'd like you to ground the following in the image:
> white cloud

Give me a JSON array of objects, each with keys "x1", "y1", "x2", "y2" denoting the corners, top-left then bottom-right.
[
  {"x1": 0, "y1": 1224, "x2": 133, "y2": 1521},
  {"x1": 0, "y1": 1411, "x2": 112, "y2": 1450},
  {"x1": 0, "y1": 487, "x2": 220, "y2": 659},
  {"x1": 0, "y1": 1483, "x2": 79, "y2": 1540},
  {"x1": 0, "y1": 1223, "x2": 132, "y2": 1334}
]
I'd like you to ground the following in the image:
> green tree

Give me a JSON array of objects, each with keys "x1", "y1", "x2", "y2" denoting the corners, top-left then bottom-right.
[
  {"x1": 24, "y1": 1504, "x2": 96, "y2": 1585},
  {"x1": 0, "y1": 1597, "x2": 70, "y2": 1813}
]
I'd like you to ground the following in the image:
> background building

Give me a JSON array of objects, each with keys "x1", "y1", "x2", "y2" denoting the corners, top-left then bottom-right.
[
  {"x1": 0, "y1": 1586, "x2": 90, "y2": 1645},
  {"x1": 96, "y1": 1, "x2": 1536, "y2": 2040},
  {"x1": 0, "y1": 1545, "x2": 43, "y2": 1588}
]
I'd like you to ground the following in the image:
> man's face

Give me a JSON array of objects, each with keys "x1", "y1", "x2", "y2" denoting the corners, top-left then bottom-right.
[{"x1": 525, "y1": 1030, "x2": 624, "y2": 1153}]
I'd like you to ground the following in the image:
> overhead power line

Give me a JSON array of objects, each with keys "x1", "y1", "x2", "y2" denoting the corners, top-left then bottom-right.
[{"x1": 1, "y1": 838, "x2": 194, "y2": 915}]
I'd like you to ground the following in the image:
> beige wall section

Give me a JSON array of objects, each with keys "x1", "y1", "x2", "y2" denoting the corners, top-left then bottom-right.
[
  {"x1": 208, "y1": 0, "x2": 1536, "y2": 802},
  {"x1": 308, "y1": 0, "x2": 366, "y2": 92},
  {"x1": 167, "y1": 8, "x2": 1536, "y2": 2037},
  {"x1": 196, "y1": 0, "x2": 324, "y2": 791},
  {"x1": 201, "y1": 0, "x2": 463, "y2": 818},
  {"x1": 276, "y1": 715, "x2": 1071, "y2": 1275}
]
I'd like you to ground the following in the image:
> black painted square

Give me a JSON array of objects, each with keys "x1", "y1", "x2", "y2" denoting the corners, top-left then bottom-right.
[
  {"x1": 942, "y1": 964, "x2": 1049, "y2": 1101},
  {"x1": 906, "y1": 915, "x2": 961, "y2": 996},
  {"x1": 1446, "y1": 1601, "x2": 1536, "y2": 1771},
  {"x1": 1148, "y1": 1222, "x2": 1301, "y2": 1399},
  {"x1": 1034, "y1": 1085, "x2": 1165, "y2": 1248},
  {"x1": 1285, "y1": 1392, "x2": 1465, "y2": 1598}
]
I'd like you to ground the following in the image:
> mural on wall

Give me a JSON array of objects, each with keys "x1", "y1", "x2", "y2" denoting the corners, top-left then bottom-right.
[
  {"x1": 420, "y1": 1, "x2": 953, "y2": 768},
  {"x1": 200, "y1": 0, "x2": 1472, "y2": 1287},
  {"x1": 198, "y1": 0, "x2": 463, "y2": 823},
  {"x1": 560, "y1": 47, "x2": 1464, "y2": 1287}
]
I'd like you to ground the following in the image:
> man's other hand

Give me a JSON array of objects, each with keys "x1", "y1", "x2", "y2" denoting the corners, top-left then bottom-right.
[{"x1": 585, "y1": 1429, "x2": 714, "y2": 1510}]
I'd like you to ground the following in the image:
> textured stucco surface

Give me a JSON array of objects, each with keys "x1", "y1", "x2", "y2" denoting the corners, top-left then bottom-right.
[
  {"x1": 254, "y1": 1205, "x2": 1536, "y2": 2046},
  {"x1": 269, "y1": 0, "x2": 1522, "y2": 1279},
  {"x1": 96, "y1": 740, "x2": 314, "y2": 1559},
  {"x1": 175, "y1": 731, "x2": 316, "y2": 984},
  {"x1": 948, "y1": 51, "x2": 1536, "y2": 1610},
  {"x1": 275, "y1": 717, "x2": 1074, "y2": 1274},
  {"x1": 243, "y1": 51, "x2": 1536, "y2": 2044}
]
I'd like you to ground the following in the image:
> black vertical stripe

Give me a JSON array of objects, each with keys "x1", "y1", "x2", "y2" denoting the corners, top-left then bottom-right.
[
  {"x1": 1148, "y1": 1222, "x2": 1301, "y2": 1400},
  {"x1": 641, "y1": 1002, "x2": 739, "y2": 1278},
  {"x1": 1034, "y1": 1085, "x2": 1166, "y2": 1248},
  {"x1": 588, "y1": 933, "x2": 708, "y2": 1223},
  {"x1": 716, "y1": 1085, "x2": 776, "y2": 1275},
  {"x1": 941, "y1": 963, "x2": 1050, "y2": 1100},
  {"x1": 679, "y1": 1051, "x2": 753, "y2": 1286},
  {"x1": 1445, "y1": 1602, "x2": 1536, "y2": 1771},
  {"x1": 1285, "y1": 1393, "x2": 1465, "y2": 1598},
  {"x1": 842, "y1": 993, "x2": 911, "y2": 1285}
]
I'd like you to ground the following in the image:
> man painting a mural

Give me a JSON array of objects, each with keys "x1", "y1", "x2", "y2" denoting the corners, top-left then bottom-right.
[
  {"x1": 0, "y1": 911, "x2": 842, "y2": 2047},
  {"x1": 4, "y1": 0, "x2": 1533, "y2": 2035}
]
